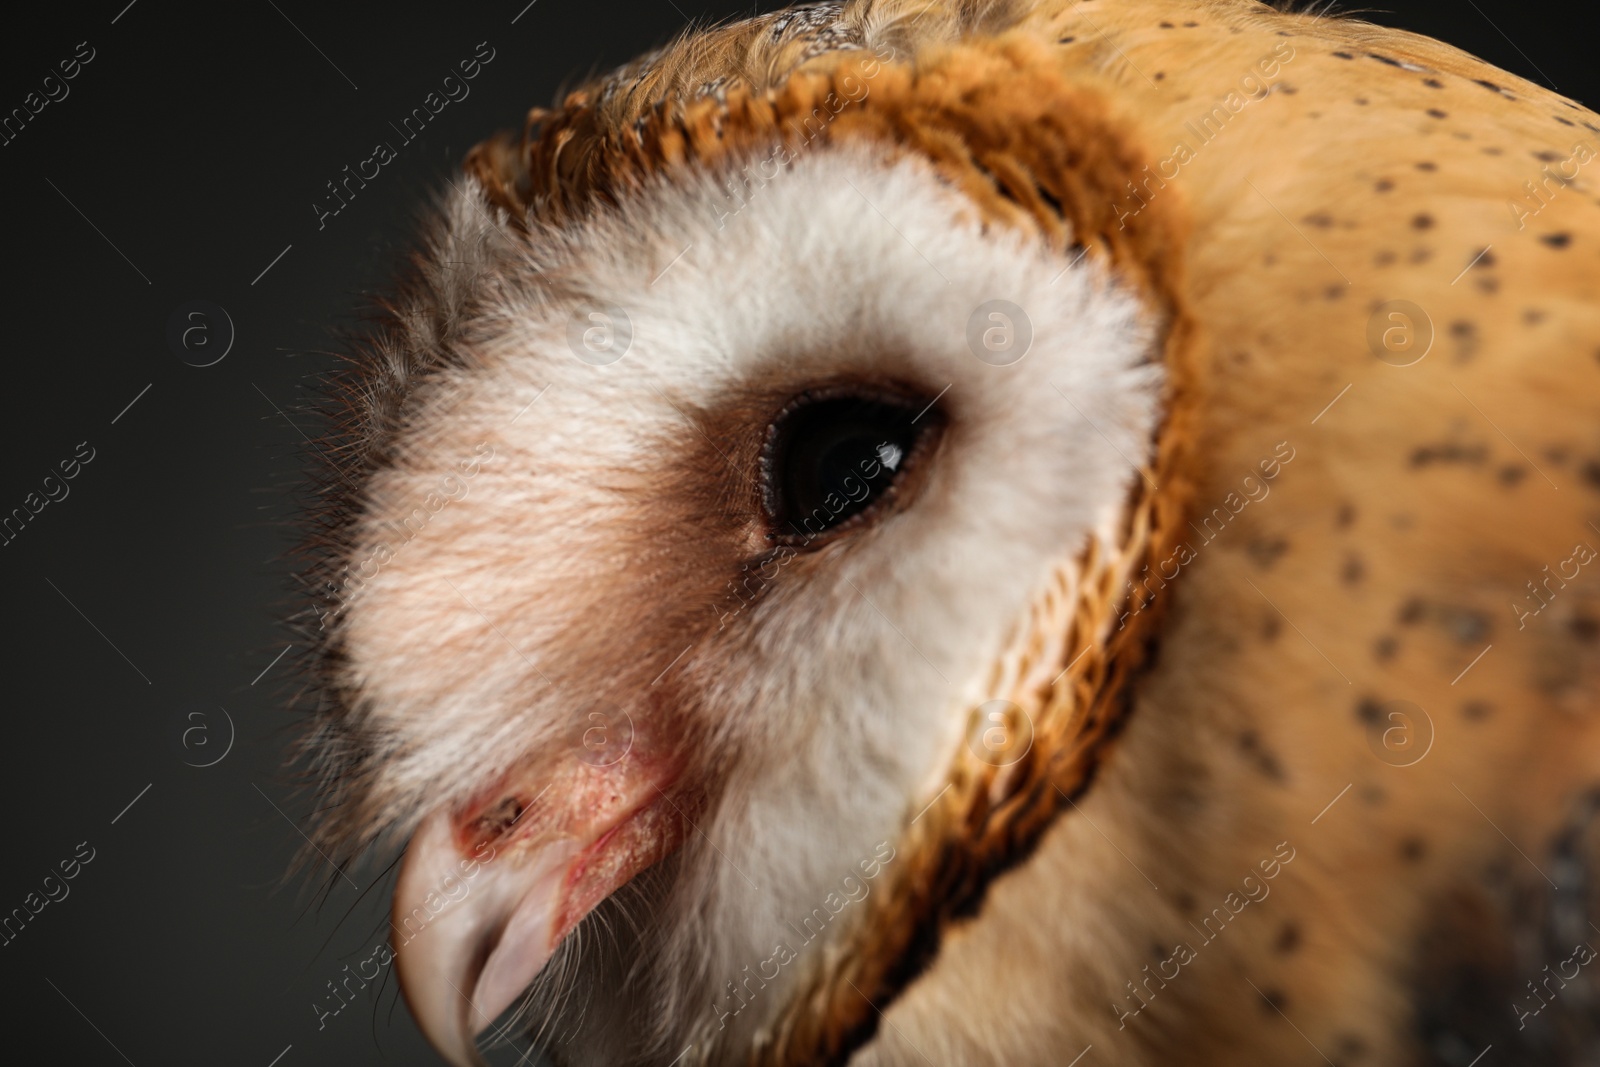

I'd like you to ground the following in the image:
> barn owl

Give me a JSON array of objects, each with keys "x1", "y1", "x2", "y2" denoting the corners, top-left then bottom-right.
[{"x1": 296, "y1": 1, "x2": 1600, "y2": 1064}]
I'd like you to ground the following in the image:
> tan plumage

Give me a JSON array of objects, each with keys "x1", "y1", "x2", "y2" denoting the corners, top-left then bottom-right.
[{"x1": 300, "y1": 2, "x2": 1600, "y2": 1065}]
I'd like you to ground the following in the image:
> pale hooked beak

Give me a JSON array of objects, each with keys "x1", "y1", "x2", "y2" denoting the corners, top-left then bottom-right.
[
  {"x1": 393, "y1": 809, "x2": 579, "y2": 1066},
  {"x1": 392, "y1": 752, "x2": 688, "y2": 1065}
]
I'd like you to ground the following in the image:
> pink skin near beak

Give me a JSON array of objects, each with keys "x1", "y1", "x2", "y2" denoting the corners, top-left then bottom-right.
[{"x1": 393, "y1": 752, "x2": 687, "y2": 1066}]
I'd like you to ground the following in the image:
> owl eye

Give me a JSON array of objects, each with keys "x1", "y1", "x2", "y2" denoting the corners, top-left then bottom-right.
[{"x1": 761, "y1": 387, "x2": 941, "y2": 545}]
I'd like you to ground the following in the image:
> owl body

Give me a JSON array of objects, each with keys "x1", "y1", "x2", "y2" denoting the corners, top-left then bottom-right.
[
  {"x1": 850, "y1": 4, "x2": 1600, "y2": 1065},
  {"x1": 300, "y1": 3, "x2": 1600, "y2": 1065}
]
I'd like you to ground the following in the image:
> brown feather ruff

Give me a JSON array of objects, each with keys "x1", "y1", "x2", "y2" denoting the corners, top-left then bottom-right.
[{"x1": 463, "y1": 33, "x2": 1203, "y2": 1065}]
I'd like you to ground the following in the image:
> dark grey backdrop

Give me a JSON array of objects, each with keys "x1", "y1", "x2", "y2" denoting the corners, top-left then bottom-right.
[{"x1": 0, "y1": 2, "x2": 1587, "y2": 1064}]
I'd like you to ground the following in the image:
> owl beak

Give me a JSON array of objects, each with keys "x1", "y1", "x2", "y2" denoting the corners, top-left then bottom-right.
[
  {"x1": 392, "y1": 755, "x2": 688, "y2": 1065},
  {"x1": 392, "y1": 809, "x2": 577, "y2": 1066}
]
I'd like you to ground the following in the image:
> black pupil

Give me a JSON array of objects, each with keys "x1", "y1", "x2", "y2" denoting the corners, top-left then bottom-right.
[{"x1": 770, "y1": 396, "x2": 923, "y2": 539}]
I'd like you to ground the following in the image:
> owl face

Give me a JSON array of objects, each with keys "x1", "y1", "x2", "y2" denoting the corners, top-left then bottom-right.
[{"x1": 323, "y1": 141, "x2": 1167, "y2": 1063}]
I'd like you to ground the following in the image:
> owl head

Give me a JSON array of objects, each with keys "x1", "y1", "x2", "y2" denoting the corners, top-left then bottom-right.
[{"x1": 297, "y1": 4, "x2": 1199, "y2": 1064}]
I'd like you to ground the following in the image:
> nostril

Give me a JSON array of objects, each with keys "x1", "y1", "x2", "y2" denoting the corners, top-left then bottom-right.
[{"x1": 466, "y1": 795, "x2": 526, "y2": 852}]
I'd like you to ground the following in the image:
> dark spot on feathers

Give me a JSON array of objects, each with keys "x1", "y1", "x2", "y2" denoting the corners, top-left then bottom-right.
[
  {"x1": 1324, "y1": 284, "x2": 1344, "y2": 301},
  {"x1": 1409, "y1": 247, "x2": 1433, "y2": 264},
  {"x1": 1581, "y1": 459, "x2": 1600, "y2": 489},
  {"x1": 1556, "y1": 115, "x2": 1576, "y2": 126},
  {"x1": 1483, "y1": 145, "x2": 1504, "y2": 156},
  {"x1": 1448, "y1": 609, "x2": 1491, "y2": 644},
  {"x1": 1423, "y1": 78, "x2": 1444, "y2": 89},
  {"x1": 1400, "y1": 836, "x2": 1427, "y2": 862},
  {"x1": 1334, "y1": 1034, "x2": 1369, "y2": 1062},
  {"x1": 1462, "y1": 700, "x2": 1493, "y2": 721},
  {"x1": 1534, "y1": 149, "x2": 1563, "y2": 162},
  {"x1": 1475, "y1": 78, "x2": 1503, "y2": 92},
  {"x1": 1570, "y1": 612, "x2": 1600, "y2": 643},
  {"x1": 1342, "y1": 554, "x2": 1365, "y2": 585},
  {"x1": 1357, "y1": 698, "x2": 1384, "y2": 725},
  {"x1": 1332, "y1": 50, "x2": 1354, "y2": 59},
  {"x1": 1416, "y1": 161, "x2": 1438, "y2": 171},
  {"x1": 1354, "y1": 97, "x2": 1369, "y2": 106},
  {"x1": 1336, "y1": 503, "x2": 1357, "y2": 528},
  {"x1": 1368, "y1": 52, "x2": 1403, "y2": 67},
  {"x1": 1276, "y1": 922, "x2": 1302, "y2": 954},
  {"x1": 1449, "y1": 319, "x2": 1479, "y2": 362},
  {"x1": 1523, "y1": 308, "x2": 1547, "y2": 325},
  {"x1": 1374, "y1": 635, "x2": 1398, "y2": 662},
  {"x1": 1410, "y1": 442, "x2": 1487, "y2": 467},
  {"x1": 1302, "y1": 212, "x2": 1334, "y2": 228},
  {"x1": 1375, "y1": 178, "x2": 1394, "y2": 192},
  {"x1": 1259, "y1": 988, "x2": 1290, "y2": 1015},
  {"x1": 1057, "y1": 34, "x2": 1076, "y2": 43},
  {"x1": 1375, "y1": 249, "x2": 1397, "y2": 266},
  {"x1": 1540, "y1": 232, "x2": 1572, "y2": 248},
  {"x1": 1476, "y1": 275, "x2": 1500, "y2": 294},
  {"x1": 1412, "y1": 213, "x2": 1435, "y2": 229},
  {"x1": 1426, "y1": 108, "x2": 1448, "y2": 119},
  {"x1": 1498, "y1": 465, "x2": 1526, "y2": 486},
  {"x1": 1159, "y1": 20, "x2": 1174, "y2": 27},
  {"x1": 1396, "y1": 599, "x2": 1490, "y2": 643},
  {"x1": 1237, "y1": 730, "x2": 1287, "y2": 782},
  {"x1": 1157, "y1": 749, "x2": 1212, "y2": 815},
  {"x1": 1247, "y1": 537, "x2": 1290, "y2": 568},
  {"x1": 1262, "y1": 614, "x2": 1281, "y2": 642}
]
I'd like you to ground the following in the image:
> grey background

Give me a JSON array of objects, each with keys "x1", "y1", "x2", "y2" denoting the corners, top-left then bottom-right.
[{"x1": 0, "y1": 1, "x2": 1587, "y2": 1064}]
